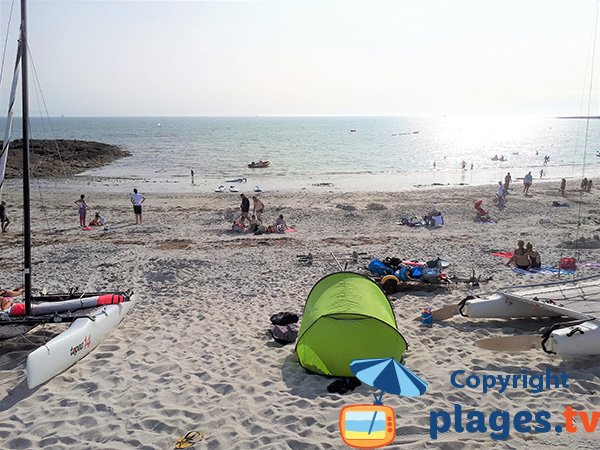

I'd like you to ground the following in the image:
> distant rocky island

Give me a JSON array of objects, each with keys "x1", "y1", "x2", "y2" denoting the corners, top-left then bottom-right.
[{"x1": 2, "y1": 139, "x2": 131, "y2": 177}]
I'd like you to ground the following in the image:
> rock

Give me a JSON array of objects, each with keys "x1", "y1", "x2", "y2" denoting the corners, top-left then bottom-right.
[{"x1": 2, "y1": 139, "x2": 131, "y2": 177}]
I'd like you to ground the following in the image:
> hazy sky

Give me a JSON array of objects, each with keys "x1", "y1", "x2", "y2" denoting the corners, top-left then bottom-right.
[{"x1": 0, "y1": 0, "x2": 599, "y2": 116}]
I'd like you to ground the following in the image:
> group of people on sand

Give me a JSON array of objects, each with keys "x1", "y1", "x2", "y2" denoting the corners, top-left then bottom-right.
[
  {"x1": 232, "y1": 193, "x2": 287, "y2": 234},
  {"x1": 506, "y1": 240, "x2": 541, "y2": 270},
  {"x1": 72, "y1": 189, "x2": 146, "y2": 229},
  {"x1": 581, "y1": 177, "x2": 594, "y2": 193}
]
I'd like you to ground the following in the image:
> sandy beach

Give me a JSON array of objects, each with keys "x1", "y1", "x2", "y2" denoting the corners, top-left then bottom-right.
[{"x1": 1, "y1": 178, "x2": 600, "y2": 449}]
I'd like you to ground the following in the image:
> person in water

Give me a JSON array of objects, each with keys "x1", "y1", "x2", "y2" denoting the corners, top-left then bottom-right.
[{"x1": 506, "y1": 240, "x2": 530, "y2": 270}]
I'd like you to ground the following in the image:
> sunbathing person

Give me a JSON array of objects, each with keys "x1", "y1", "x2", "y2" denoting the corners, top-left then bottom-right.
[
  {"x1": 0, "y1": 287, "x2": 24, "y2": 297},
  {"x1": 506, "y1": 240, "x2": 530, "y2": 269},
  {"x1": 526, "y1": 242, "x2": 541, "y2": 269}
]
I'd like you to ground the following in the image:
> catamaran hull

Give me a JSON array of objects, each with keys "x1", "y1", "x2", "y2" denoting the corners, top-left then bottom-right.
[
  {"x1": 26, "y1": 298, "x2": 135, "y2": 389},
  {"x1": 543, "y1": 320, "x2": 600, "y2": 356},
  {"x1": 460, "y1": 294, "x2": 561, "y2": 318}
]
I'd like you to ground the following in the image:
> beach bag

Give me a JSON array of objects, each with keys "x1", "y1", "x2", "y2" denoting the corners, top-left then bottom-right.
[
  {"x1": 394, "y1": 266, "x2": 409, "y2": 281},
  {"x1": 270, "y1": 324, "x2": 299, "y2": 345},
  {"x1": 410, "y1": 266, "x2": 423, "y2": 278},
  {"x1": 560, "y1": 257, "x2": 577, "y2": 270},
  {"x1": 270, "y1": 312, "x2": 299, "y2": 326},
  {"x1": 421, "y1": 267, "x2": 440, "y2": 283},
  {"x1": 367, "y1": 259, "x2": 394, "y2": 276}
]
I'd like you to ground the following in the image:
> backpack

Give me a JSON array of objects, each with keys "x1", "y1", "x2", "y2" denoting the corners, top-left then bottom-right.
[
  {"x1": 270, "y1": 324, "x2": 299, "y2": 345},
  {"x1": 270, "y1": 312, "x2": 299, "y2": 326},
  {"x1": 367, "y1": 259, "x2": 394, "y2": 276},
  {"x1": 421, "y1": 267, "x2": 440, "y2": 283}
]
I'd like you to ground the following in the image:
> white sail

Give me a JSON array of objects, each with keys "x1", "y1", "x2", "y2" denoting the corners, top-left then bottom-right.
[{"x1": 0, "y1": 42, "x2": 22, "y2": 194}]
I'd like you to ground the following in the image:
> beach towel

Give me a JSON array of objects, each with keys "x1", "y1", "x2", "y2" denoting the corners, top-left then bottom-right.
[
  {"x1": 582, "y1": 262, "x2": 600, "y2": 269},
  {"x1": 492, "y1": 252, "x2": 513, "y2": 258},
  {"x1": 512, "y1": 266, "x2": 576, "y2": 276}
]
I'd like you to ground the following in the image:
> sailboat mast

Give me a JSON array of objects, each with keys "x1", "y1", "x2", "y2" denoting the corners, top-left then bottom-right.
[{"x1": 20, "y1": 0, "x2": 32, "y2": 315}]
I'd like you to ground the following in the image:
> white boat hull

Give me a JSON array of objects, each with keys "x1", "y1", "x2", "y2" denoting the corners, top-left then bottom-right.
[
  {"x1": 26, "y1": 297, "x2": 135, "y2": 388},
  {"x1": 461, "y1": 293, "x2": 561, "y2": 318},
  {"x1": 544, "y1": 320, "x2": 600, "y2": 356}
]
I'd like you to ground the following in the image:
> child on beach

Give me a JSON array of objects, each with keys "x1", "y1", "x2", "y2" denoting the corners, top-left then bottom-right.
[{"x1": 75, "y1": 194, "x2": 87, "y2": 227}]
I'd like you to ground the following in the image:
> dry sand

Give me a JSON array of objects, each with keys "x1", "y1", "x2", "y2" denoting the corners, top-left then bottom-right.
[{"x1": 1, "y1": 179, "x2": 600, "y2": 449}]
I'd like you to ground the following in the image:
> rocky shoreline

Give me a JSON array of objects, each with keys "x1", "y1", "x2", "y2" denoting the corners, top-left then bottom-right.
[{"x1": 2, "y1": 139, "x2": 131, "y2": 177}]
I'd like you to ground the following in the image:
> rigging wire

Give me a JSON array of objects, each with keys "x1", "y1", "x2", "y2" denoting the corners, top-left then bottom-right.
[
  {"x1": 575, "y1": 0, "x2": 600, "y2": 267},
  {"x1": 574, "y1": 0, "x2": 600, "y2": 313},
  {"x1": 0, "y1": 0, "x2": 16, "y2": 89}
]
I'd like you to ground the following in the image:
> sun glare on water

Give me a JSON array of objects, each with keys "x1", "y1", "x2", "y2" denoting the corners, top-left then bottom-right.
[{"x1": 440, "y1": 114, "x2": 540, "y2": 150}]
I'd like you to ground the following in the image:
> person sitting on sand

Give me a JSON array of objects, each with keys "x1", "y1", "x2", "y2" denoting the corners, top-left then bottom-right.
[
  {"x1": 248, "y1": 214, "x2": 259, "y2": 233},
  {"x1": 474, "y1": 200, "x2": 493, "y2": 222},
  {"x1": 275, "y1": 214, "x2": 287, "y2": 233},
  {"x1": 506, "y1": 240, "x2": 530, "y2": 270},
  {"x1": 526, "y1": 242, "x2": 541, "y2": 269},
  {"x1": 232, "y1": 218, "x2": 246, "y2": 233},
  {"x1": 88, "y1": 212, "x2": 106, "y2": 227}
]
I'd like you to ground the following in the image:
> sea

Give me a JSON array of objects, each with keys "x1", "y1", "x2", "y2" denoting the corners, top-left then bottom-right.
[{"x1": 3, "y1": 115, "x2": 600, "y2": 193}]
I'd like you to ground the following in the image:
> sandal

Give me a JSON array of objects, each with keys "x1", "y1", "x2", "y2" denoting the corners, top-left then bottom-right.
[{"x1": 175, "y1": 431, "x2": 205, "y2": 449}]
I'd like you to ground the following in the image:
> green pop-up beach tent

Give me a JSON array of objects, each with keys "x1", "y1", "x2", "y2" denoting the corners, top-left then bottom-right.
[{"x1": 295, "y1": 272, "x2": 408, "y2": 377}]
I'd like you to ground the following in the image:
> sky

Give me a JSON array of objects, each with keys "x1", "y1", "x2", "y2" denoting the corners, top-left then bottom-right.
[{"x1": 0, "y1": 0, "x2": 599, "y2": 117}]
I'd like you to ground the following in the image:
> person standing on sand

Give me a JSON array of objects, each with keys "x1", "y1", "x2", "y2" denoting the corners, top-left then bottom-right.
[
  {"x1": 523, "y1": 171, "x2": 533, "y2": 195},
  {"x1": 558, "y1": 178, "x2": 566, "y2": 197},
  {"x1": 240, "y1": 193, "x2": 250, "y2": 222},
  {"x1": 496, "y1": 181, "x2": 506, "y2": 208},
  {"x1": 0, "y1": 201, "x2": 9, "y2": 232},
  {"x1": 252, "y1": 196, "x2": 264, "y2": 224},
  {"x1": 75, "y1": 194, "x2": 87, "y2": 227},
  {"x1": 130, "y1": 188, "x2": 145, "y2": 225},
  {"x1": 504, "y1": 172, "x2": 512, "y2": 192}
]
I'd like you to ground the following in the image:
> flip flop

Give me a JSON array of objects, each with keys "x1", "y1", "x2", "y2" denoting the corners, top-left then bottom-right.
[{"x1": 175, "y1": 431, "x2": 205, "y2": 449}]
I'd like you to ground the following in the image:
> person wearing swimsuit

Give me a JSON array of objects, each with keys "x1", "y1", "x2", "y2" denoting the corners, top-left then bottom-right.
[{"x1": 506, "y1": 240, "x2": 530, "y2": 269}]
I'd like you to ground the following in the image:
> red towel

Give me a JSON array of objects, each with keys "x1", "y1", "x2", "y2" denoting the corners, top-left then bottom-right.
[{"x1": 491, "y1": 252, "x2": 513, "y2": 258}]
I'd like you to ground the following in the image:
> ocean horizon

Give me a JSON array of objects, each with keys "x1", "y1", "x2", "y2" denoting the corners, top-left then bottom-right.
[{"x1": 2, "y1": 115, "x2": 600, "y2": 193}]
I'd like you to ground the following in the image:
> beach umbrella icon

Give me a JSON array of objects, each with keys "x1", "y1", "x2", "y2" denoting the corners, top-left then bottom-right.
[{"x1": 350, "y1": 358, "x2": 428, "y2": 404}]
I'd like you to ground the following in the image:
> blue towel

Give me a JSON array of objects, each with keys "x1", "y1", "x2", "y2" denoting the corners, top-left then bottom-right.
[{"x1": 512, "y1": 266, "x2": 576, "y2": 276}]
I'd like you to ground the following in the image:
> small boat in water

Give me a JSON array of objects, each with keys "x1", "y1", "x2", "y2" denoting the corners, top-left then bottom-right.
[{"x1": 248, "y1": 160, "x2": 270, "y2": 168}]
